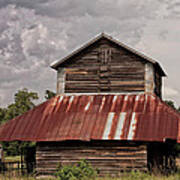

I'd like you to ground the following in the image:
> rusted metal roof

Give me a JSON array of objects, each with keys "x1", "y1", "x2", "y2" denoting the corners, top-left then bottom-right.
[
  {"x1": 0, "y1": 93, "x2": 179, "y2": 142},
  {"x1": 51, "y1": 33, "x2": 166, "y2": 76}
]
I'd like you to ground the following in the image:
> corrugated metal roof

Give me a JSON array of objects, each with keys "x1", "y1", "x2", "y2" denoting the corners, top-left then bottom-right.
[
  {"x1": 50, "y1": 33, "x2": 166, "y2": 76},
  {"x1": 0, "y1": 93, "x2": 179, "y2": 142}
]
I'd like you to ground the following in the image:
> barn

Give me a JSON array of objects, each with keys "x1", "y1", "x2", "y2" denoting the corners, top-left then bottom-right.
[{"x1": 0, "y1": 33, "x2": 180, "y2": 177}]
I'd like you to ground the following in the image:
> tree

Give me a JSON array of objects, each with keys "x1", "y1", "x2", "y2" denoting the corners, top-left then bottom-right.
[
  {"x1": 0, "y1": 108, "x2": 6, "y2": 124},
  {"x1": 2, "y1": 88, "x2": 38, "y2": 122},
  {"x1": 1, "y1": 88, "x2": 38, "y2": 156},
  {"x1": 165, "y1": 100, "x2": 180, "y2": 113},
  {"x1": 165, "y1": 100, "x2": 176, "y2": 110},
  {"x1": 165, "y1": 100, "x2": 180, "y2": 156},
  {"x1": 45, "y1": 90, "x2": 56, "y2": 100}
]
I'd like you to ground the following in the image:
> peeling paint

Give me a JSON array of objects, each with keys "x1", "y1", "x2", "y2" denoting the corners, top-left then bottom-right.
[{"x1": 103, "y1": 112, "x2": 115, "y2": 139}]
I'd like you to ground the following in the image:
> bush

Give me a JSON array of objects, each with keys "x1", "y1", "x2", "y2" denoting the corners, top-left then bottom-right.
[{"x1": 55, "y1": 159, "x2": 97, "y2": 180}]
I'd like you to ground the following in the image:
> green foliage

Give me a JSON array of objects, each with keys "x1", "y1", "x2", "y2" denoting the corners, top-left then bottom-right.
[
  {"x1": 45, "y1": 90, "x2": 56, "y2": 100},
  {"x1": 0, "y1": 88, "x2": 38, "y2": 156},
  {"x1": 2, "y1": 141, "x2": 21, "y2": 156},
  {"x1": 164, "y1": 100, "x2": 180, "y2": 113},
  {"x1": 0, "y1": 88, "x2": 55, "y2": 157},
  {"x1": 165, "y1": 100, "x2": 176, "y2": 110},
  {"x1": 0, "y1": 108, "x2": 6, "y2": 124},
  {"x1": 2, "y1": 170, "x2": 180, "y2": 180},
  {"x1": 0, "y1": 88, "x2": 38, "y2": 124},
  {"x1": 55, "y1": 160, "x2": 97, "y2": 180},
  {"x1": 123, "y1": 171, "x2": 151, "y2": 180}
]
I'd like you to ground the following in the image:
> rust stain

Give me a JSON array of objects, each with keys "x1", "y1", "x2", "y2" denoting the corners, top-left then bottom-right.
[{"x1": 0, "y1": 93, "x2": 179, "y2": 142}]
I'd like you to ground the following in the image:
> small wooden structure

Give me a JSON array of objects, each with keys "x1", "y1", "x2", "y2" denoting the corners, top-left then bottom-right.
[
  {"x1": 0, "y1": 33, "x2": 179, "y2": 177},
  {"x1": 51, "y1": 33, "x2": 165, "y2": 97}
]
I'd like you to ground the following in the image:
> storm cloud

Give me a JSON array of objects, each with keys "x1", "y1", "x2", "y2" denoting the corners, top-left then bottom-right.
[{"x1": 0, "y1": 0, "x2": 179, "y2": 107}]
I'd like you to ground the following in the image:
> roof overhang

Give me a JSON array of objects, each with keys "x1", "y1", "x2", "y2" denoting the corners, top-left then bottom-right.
[{"x1": 0, "y1": 93, "x2": 179, "y2": 142}]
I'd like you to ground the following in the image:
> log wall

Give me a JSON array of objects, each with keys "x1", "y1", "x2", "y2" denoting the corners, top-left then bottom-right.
[
  {"x1": 57, "y1": 39, "x2": 147, "y2": 94},
  {"x1": 56, "y1": 38, "x2": 163, "y2": 97},
  {"x1": 36, "y1": 141, "x2": 147, "y2": 177}
]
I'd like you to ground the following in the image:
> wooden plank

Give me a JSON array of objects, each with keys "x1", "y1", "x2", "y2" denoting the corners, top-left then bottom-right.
[
  {"x1": 109, "y1": 76, "x2": 144, "y2": 80},
  {"x1": 59, "y1": 40, "x2": 147, "y2": 94},
  {"x1": 110, "y1": 88, "x2": 144, "y2": 92},
  {"x1": 110, "y1": 81, "x2": 144, "y2": 86},
  {"x1": 36, "y1": 142, "x2": 147, "y2": 176},
  {"x1": 66, "y1": 81, "x2": 98, "y2": 85},
  {"x1": 37, "y1": 145, "x2": 146, "y2": 151}
]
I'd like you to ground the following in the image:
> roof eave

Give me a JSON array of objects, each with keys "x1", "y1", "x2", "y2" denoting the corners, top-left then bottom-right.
[
  {"x1": 50, "y1": 33, "x2": 104, "y2": 70},
  {"x1": 155, "y1": 62, "x2": 167, "y2": 77}
]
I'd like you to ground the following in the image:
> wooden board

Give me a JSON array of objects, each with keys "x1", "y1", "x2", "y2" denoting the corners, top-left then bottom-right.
[
  {"x1": 36, "y1": 141, "x2": 147, "y2": 176},
  {"x1": 59, "y1": 39, "x2": 146, "y2": 93},
  {"x1": 56, "y1": 37, "x2": 162, "y2": 97}
]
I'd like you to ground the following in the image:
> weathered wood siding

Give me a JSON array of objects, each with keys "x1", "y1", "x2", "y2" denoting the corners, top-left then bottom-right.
[
  {"x1": 57, "y1": 38, "x2": 146, "y2": 94},
  {"x1": 154, "y1": 71, "x2": 162, "y2": 98},
  {"x1": 36, "y1": 141, "x2": 147, "y2": 176},
  {"x1": 144, "y1": 63, "x2": 155, "y2": 94}
]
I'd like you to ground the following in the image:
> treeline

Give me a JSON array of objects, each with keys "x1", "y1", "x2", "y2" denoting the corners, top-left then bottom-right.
[
  {"x1": 0, "y1": 88, "x2": 55, "y2": 156},
  {"x1": 165, "y1": 100, "x2": 180, "y2": 112}
]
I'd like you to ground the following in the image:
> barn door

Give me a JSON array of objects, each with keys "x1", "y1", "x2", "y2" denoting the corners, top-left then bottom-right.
[{"x1": 99, "y1": 48, "x2": 112, "y2": 92}]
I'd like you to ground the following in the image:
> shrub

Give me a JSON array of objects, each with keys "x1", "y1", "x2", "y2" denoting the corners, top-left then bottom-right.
[{"x1": 55, "y1": 159, "x2": 97, "y2": 180}]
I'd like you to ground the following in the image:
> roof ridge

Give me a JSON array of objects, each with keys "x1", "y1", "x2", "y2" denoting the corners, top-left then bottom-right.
[{"x1": 50, "y1": 33, "x2": 166, "y2": 76}]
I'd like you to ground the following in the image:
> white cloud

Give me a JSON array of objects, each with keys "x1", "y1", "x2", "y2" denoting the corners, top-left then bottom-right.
[
  {"x1": 0, "y1": 0, "x2": 180, "y2": 107},
  {"x1": 163, "y1": 86, "x2": 179, "y2": 97}
]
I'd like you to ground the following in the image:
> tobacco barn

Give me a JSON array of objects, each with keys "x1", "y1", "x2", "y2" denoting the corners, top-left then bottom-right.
[{"x1": 0, "y1": 33, "x2": 180, "y2": 177}]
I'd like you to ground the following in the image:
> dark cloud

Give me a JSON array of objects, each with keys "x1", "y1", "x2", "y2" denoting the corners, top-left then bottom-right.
[
  {"x1": 0, "y1": 0, "x2": 159, "y2": 18},
  {"x1": 0, "y1": 0, "x2": 179, "y2": 107},
  {"x1": 0, "y1": 0, "x2": 48, "y2": 9}
]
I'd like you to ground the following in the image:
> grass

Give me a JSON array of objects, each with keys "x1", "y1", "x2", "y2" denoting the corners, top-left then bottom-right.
[
  {"x1": 2, "y1": 156, "x2": 180, "y2": 179},
  {"x1": 1, "y1": 171, "x2": 180, "y2": 180},
  {"x1": 4, "y1": 155, "x2": 21, "y2": 162}
]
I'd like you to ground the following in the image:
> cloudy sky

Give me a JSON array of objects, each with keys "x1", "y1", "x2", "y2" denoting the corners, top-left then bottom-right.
[{"x1": 0, "y1": 0, "x2": 180, "y2": 107}]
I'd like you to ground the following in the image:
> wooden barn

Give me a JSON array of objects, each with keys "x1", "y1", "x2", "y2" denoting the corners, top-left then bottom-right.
[{"x1": 0, "y1": 33, "x2": 180, "y2": 177}]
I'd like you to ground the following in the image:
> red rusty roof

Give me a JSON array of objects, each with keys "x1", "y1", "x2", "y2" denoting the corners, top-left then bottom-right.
[{"x1": 0, "y1": 93, "x2": 179, "y2": 142}]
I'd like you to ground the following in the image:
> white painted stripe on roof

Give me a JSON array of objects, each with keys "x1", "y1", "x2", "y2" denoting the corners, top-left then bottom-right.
[
  {"x1": 59, "y1": 96, "x2": 64, "y2": 103},
  {"x1": 84, "y1": 97, "x2": 93, "y2": 111},
  {"x1": 110, "y1": 95, "x2": 118, "y2": 111},
  {"x1": 114, "y1": 112, "x2": 126, "y2": 140},
  {"x1": 69, "y1": 96, "x2": 74, "y2": 103},
  {"x1": 84, "y1": 101, "x2": 91, "y2": 111},
  {"x1": 124, "y1": 95, "x2": 128, "y2": 101},
  {"x1": 66, "y1": 96, "x2": 74, "y2": 112},
  {"x1": 99, "y1": 96, "x2": 106, "y2": 112},
  {"x1": 135, "y1": 95, "x2": 140, "y2": 101},
  {"x1": 127, "y1": 112, "x2": 137, "y2": 140},
  {"x1": 113, "y1": 95, "x2": 117, "y2": 102},
  {"x1": 102, "y1": 112, "x2": 115, "y2": 139}
]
